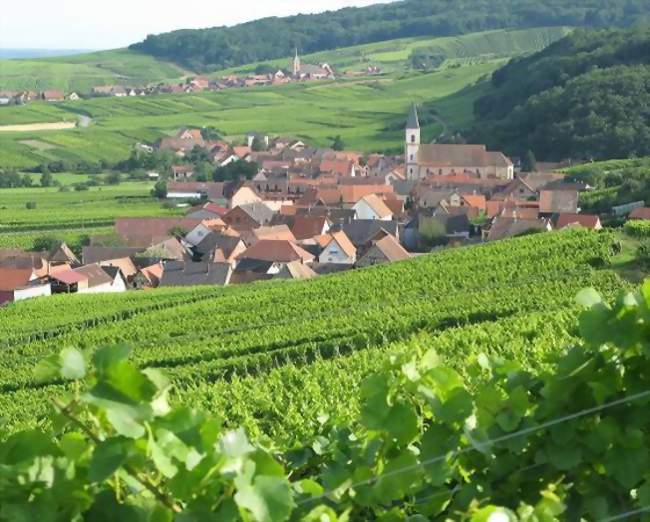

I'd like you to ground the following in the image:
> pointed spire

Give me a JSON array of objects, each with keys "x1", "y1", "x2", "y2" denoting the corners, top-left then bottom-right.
[{"x1": 406, "y1": 103, "x2": 420, "y2": 129}]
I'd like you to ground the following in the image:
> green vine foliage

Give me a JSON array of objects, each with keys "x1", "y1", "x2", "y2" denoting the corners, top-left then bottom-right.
[{"x1": 2, "y1": 281, "x2": 650, "y2": 520}]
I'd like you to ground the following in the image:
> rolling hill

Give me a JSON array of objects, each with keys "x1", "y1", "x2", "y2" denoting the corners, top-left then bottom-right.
[
  {"x1": 470, "y1": 27, "x2": 650, "y2": 161},
  {"x1": 129, "y1": 0, "x2": 650, "y2": 71},
  {"x1": 0, "y1": 27, "x2": 567, "y2": 169},
  {"x1": 0, "y1": 49, "x2": 187, "y2": 93}
]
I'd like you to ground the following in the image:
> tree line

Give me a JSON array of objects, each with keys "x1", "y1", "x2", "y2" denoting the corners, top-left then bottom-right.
[{"x1": 130, "y1": 0, "x2": 650, "y2": 71}]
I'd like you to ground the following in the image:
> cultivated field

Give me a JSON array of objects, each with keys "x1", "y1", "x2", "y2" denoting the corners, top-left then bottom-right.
[
  {"x1": 0, "y1": 61, "x2": 496, "y2": 169},
  {"x1": 0, "y1": 230, "x2": 623, "y2": 445},
  {"x1": 0, "y1": 180, "x2": 182, "y2": 251}
]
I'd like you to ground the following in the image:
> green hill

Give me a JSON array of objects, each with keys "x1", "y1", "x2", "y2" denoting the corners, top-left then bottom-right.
[
  {"x1": 217, "y1": 26, "x2": 571, "y2": 76},
  {"x1": 0, "y1": 49, "x2": 187, "y2": 92},
  {"x1": 129, "y1": 0, "x2": 650, "y2": 71},
  {"x1": 0, "y1": 230, "x2": 623, "y2": 440},
  {"x1": 471, "y1": 27, "x2": 650, "y2": 160}
]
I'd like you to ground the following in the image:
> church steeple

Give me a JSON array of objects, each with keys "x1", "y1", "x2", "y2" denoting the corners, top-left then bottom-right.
[
  {"x1": 406, "y1": 102, "x2": 420, "y2": 130},
  {"x1": 292, "y1": 47, "x2": 301, "y2": 77},
  {"x1": 405, "y1": 103, "x2": 421, "y2": 180}
]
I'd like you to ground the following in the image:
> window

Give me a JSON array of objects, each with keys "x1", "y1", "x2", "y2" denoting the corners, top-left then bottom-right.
[
  {"x1": 411, "y1": 134, "x2": 416, "y2": 143},
  {"x1": 410, "y1": 154, "x2": 414, "y2": 161}
]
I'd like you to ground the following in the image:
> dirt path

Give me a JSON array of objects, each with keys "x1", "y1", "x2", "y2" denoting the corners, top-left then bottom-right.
[{"x1": 0, "y1": 121, "x2": 76, "y2": 132}]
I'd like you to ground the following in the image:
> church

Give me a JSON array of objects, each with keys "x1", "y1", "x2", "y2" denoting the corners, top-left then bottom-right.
[
  {"x1": 405, "y1": 104, "x2": 514, "y2": 181},
  {"x1": 292, "y1": 49, "x2": 334, "y2": 80}
]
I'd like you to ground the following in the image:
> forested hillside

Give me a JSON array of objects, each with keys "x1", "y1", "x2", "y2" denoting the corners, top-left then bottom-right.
[
  {"x1": 130, "y1": 0, "x2": 650, "y2": 71},
  {"x1": 471, "y1": 28, "x2": 650, "y2": 160}
]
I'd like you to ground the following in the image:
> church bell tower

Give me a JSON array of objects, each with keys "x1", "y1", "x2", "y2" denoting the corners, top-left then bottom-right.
[
  {"x1": 293, "y1": 48, "x2": 301, "y2": 77},
  {"x1": 405, "y1": 103, "x2": 420, "y2": 180}
]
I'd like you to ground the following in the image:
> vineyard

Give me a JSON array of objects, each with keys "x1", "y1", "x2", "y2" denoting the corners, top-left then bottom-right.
[
  {"x1": 0, "y1": 181, "x2": 182, "y2": 251},
  {"x1": 0, "y1": 230, "x2": 626, "y2": 446}
]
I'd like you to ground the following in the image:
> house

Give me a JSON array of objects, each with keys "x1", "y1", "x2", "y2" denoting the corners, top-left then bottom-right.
[
  {"x1": 171, "y1": 165, "x2": 195, "y2": 181},
  {"x1": 50, "y1": 269, "x2": 88, "y2": 294},
  {"x1": 115, "y1": 218, "x2": 205, "y2": 246},
  {"x1": 223, "y1": 203, "x2": 275, "y2": 231},
  {"x1": 319, "y1": 159, "x2": 356, "y2": 177},
  {"x1": 629, "y1": 207, "x2": 650, "y2": 220},
  {"x1": 356, "y1": 235, "x2": 411, "y2": 268},
  {"x1": 185, "y1": 222, "x2": 220, "y2": 247},
  {"x1": 186, "y1": 202, "x2": 228, "y2": 220},
  {"x1": 0, "y1": 267, "x2": 51, "y2": 305},
  {"x1": 143, "y1": 238, "x2": 188, "y2": 261},
  {"x1": 167, "y1": 182, "x2": 225, "y2": 203},
  {"x1": 339, "y1": 220, "x2": 400, "y2": 248},
  {"x1": 273, "y1": 261, "x2": 317, "y2": 280},
  {"x1": 237, "y1": 240, "x2": 315, "y2": 264},
  {"x1": 554, "y1": 213, "x2": 602, "y2": 231},
  {"x1": 353, "y1": 194, "x2": 393, "y2": 221},
  {"x1": 48, "y1": 242, "x2": 79, "y2": 267},
  {"x1": 291, "y1": 215, "x2": 331, "y2": 240},
  {"x1": 486, "y1": 217, "x2": 551, "y2": 241},
  {"x1": 41, "y1": 90, "x2": 64, "y2": 102},
  {"x1": 251, "y1": 225, "x2": 296, "y2": 243},
  {"x1": 101, "y1": 266, "x2": 129, "y2": 292},
  {"x1": 539, "y1": 190, "x2": 579, "y2": 214},
  {"x1": 98, "y1": 258, "x2": 139, "y2": 281},
  {"x1": 67, "y1": 92, "x2": 80, "y2": 101},
  {"x1": 136, "y1": 263, "x2": 164, "y2": 288},
  {"x1": 194, "y1": 233, "x2": 246, "y2": 264},
  {"x1": 405, "y1": 104, "x2": 513, "y2": 180},
  {"x1": 229, "y1": 186, "x2": 262, "y2": 209},
  {"x1": 82, "y1": 246, "x2": 144, "y2": 265},
  {"x1": 318, "y1": 231, "x2": 357, "y2": 265},
  {"x1": 72, "y1": 264, "x2": 125, "y2": 294},
  {"x1": 160, "y1": 260, "x2": 232, "y2": 287}
]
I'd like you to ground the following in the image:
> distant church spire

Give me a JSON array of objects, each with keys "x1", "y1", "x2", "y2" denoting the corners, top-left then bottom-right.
[{"x1": 293, "y1": 47, "x2": 301, "y2": 77}]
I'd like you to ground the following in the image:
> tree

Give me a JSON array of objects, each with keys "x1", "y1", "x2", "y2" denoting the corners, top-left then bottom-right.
[
  {"x1": 418, "y1": 216, "x2": 447, "y2": 248},
  {"x1": 105, "y1": 172, "x2": 121, "y2": 185},
  {"x1": 40, "y1": 169, "x2": 53, "y2": 188},
  {"x1": 332, "y1": 135, "x2": 345, "y2": 151},
  {"x1": 214, "y1": 160, "x2": 259, "y2": 181},
  {"x1": 151, "y1": 180, "x2": 168, "y2": 199},
  {"x1": 522, "y1": 150, "x2": 538, "y2": 172},
  {"x1": 251, "y1": 136, "x2": 266, "y2": 152}
]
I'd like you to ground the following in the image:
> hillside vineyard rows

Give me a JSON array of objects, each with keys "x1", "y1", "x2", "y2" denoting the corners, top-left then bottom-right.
[{"x1": 0, "y1": 230, "x2": 625, "y2": 443}]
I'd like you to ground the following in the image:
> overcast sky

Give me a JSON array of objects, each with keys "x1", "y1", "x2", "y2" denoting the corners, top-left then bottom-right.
[{"x1": 1, "y1": 0, "x2": 392, "y2": 50}]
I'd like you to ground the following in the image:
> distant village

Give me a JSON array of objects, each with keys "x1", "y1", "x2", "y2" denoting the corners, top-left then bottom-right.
[
  {"x1": 0, "y1": 103, "x2": 639, "y2": 305},
  {"x1": 0, "y1": 51, "x2": 379, "y2": 106}
]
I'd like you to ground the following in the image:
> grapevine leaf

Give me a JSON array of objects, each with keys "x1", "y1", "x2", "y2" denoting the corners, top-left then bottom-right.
[
  {"x1": 93, "y1": 344, "x2": 132, "y2": 374},
  {"x1": 384, "y1": 401, "x2": 419, "y2": 445},
  {"x1": 33, "y1": 354, "x2": 61, "y2": 383},
  {"x1": 59, "y1": 347, "x2": 86, "y2": 380},
  {"x1": 576, "y1": 288, "x2": 602, "y2": 308},
  {"x1": 234, "y1": 475, "x2": 293, "y2": 522},
  {"x1": 360, "y1": 374, "x2": 390, "y2": 430},
  {"x1": 221, "y1": 428, "x2": 255, "y2": 459},
  {"x1": 471, "y1": 506, "x2": 517, "y2": 522},
  {"x1": 373, "y1": 451, "x2": 422, "y2": 502},
  {"x1": 89, "y1": 437, "x2": 131, "y2": 482},
  {"x1": 59, "y1": 432, "x2": 88, "y2": 461}
]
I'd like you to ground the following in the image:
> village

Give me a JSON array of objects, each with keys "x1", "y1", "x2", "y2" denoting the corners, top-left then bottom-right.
[
  {"x1": 0, "y1": 51, "x2": 370, "y2": 106},
  {"x1": 0, "y1": 103, "x2": 642, "y2": 305}
]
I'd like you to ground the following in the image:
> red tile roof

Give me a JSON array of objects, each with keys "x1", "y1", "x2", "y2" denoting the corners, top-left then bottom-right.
[
  {"x1": 0, "y1": 267, "x2": 33, "y2": 292},
  {"x1": 555, "y1": 213, "x2": 601, "y2": 230},
  {"x1": 630, "y1": 207, "x2": 650, "y2": 220},
  {"x1": 292, "y1": 216, "x2": 329, "y2": 240},
  {"x1": 238, "y1": 240, "x2": 315, "y2": 263}
]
